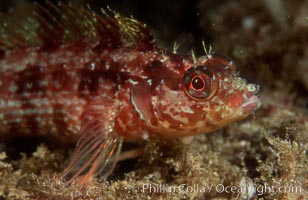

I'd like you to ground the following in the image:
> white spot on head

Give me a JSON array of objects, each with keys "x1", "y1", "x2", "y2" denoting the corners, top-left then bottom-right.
[{"x1": 227, "y1": 88, "x2": 234, "y2": 95}]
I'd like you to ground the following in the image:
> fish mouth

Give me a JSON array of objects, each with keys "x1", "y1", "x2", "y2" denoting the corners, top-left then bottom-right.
[{"x1": 241, "y1": 95, "x2": 261, "y2": 114}]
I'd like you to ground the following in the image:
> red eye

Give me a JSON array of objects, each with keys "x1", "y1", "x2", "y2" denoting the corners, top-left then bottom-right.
[{"x1": 183, "y1": 66, "x2": 218, "y2": 101}]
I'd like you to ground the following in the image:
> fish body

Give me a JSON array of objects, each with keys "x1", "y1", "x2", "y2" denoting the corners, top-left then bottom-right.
[{"x1": 0, "y1": 2, "x2": 260, "y2": 184}]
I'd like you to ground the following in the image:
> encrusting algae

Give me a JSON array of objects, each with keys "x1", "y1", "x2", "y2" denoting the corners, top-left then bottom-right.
[{"x1": 0, "y1": 0, "x2": 307, "y2": 199}]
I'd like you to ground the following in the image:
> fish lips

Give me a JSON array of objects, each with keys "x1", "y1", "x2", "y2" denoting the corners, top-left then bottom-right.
[{"x1": 241, "y1": 95, "x2": 261, "y2": 115}]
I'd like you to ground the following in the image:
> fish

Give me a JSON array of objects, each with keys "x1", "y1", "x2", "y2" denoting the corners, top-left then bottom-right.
[{"x1": 0, "y1": 2, "x2": 261, "y2": 185}]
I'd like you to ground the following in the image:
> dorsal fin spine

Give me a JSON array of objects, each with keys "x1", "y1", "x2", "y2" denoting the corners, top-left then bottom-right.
[{"x1": 0, "y1": 2, "x2": 155, "y2": 50}]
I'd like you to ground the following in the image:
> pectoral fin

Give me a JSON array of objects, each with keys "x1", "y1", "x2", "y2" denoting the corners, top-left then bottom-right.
[{"x1": 60, "y1": 100, "x2": 122, "y2": 185}]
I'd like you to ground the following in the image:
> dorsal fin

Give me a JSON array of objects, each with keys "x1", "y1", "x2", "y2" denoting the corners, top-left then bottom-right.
[{"x1": 0, "y1": 1, "x2": 155, "y2": 50}]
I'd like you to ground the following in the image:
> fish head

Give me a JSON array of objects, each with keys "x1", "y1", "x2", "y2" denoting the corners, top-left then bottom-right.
[{"x1": 150, "y1": 52, "x2": 261, "y2": 138}]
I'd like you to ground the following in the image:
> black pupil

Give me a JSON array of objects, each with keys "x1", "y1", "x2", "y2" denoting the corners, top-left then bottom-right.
[{"x1": 192, "y1": 76, "x2": 204, "y2": 90}]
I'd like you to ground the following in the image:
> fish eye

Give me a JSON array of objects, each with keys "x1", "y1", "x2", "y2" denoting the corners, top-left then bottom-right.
[
  {"x1": 191, "y1": 75, "x2": 205, "y2": 91},
  {"x1": 183, "y1": 66, "x2": 218, "y2": 101}
]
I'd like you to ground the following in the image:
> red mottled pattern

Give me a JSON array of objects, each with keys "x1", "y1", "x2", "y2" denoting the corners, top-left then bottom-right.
[
  {"x1": 0, "y1": 2, "x2": 260, "y2": 184},
  {"x1": 0, "y1": 45, "x2": 180, "y2": 141}
]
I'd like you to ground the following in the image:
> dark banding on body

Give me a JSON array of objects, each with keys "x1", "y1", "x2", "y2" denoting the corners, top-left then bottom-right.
[
  {"x1": 16, "y1": 66, "x2": 47, "y2": 95},
  {"x1": 77, "y1": 68, "x2": 101, "y2": 95},
  {"x1": 145, "y1": 60, "x2": 182, "y2": 91}
]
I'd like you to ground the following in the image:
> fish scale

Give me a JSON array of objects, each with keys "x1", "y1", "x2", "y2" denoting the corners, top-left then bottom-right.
[
  {"x1": 0, "y1": 2, "x2": 260, "y2": 185},
  {"x1": 0, "y1": 47, "x2": 160, "y2": 139}
]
